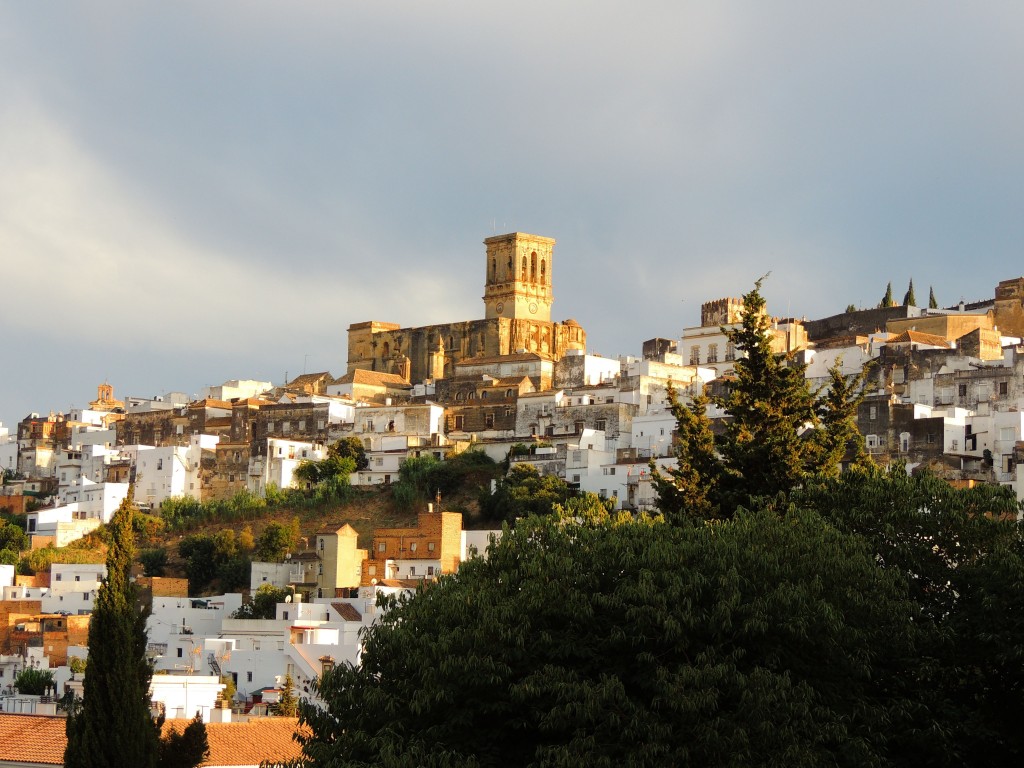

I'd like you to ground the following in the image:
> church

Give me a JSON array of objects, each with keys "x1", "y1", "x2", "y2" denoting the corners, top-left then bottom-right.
[{"x1": 345, "y1": 232, "x2": 587, "y2": 384}]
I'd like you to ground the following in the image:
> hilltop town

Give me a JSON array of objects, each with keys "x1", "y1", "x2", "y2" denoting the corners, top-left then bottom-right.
[{"x1": 2, "y1": 232, "x2": 1024, "y2": 756}]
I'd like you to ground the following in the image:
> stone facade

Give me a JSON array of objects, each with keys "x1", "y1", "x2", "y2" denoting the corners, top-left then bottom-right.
[
  {"x1": 994, "y1": 277, "x2": 1024, "y2": 337},
  {"x1": 345, "y1": 233, "x2": 586, "y2": 385}
]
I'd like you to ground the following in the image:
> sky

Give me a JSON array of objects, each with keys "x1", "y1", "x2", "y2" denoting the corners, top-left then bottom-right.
[{"x1": 2, "y1": 2, "x2": 1023, "y2": 429}]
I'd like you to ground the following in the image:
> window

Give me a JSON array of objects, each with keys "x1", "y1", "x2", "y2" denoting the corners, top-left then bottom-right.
[
  {"x1": 75, "y1": 575, "x2": 80, "y2": 582},
  {"x1": 959, "y1": 384, "x2": 967, "y2": 397},
  {"x1": 725, "y1": 342, "x2": 736, "y2": 361},
  {"x1": 319, "y1": 537, "x2": 324, "y2": 551},
  {"x1": 177, "y1": 648, "x2": 183, "y2": 658},
  {"x1": 707, "y1": 344, "x2": 719, "y2": 363},
  {"x1": 866, "y1": 434, "x2": 879, "y2": 449},
  {"x1": 375, "y1": 457, "x2": 383, "y2": 467},
  {"x1": 410, "y1": 542, "x2": 418, "y2": 552},
  {"x1": 409, "y1": 566, "x2": 416, "y2": 576},
  {"x1": 368, "y1": 565, "x2": 377, "y2": 575},
  {"x1": 378, "y1": 542, "x2": 386, "y2": 552},
  {"x1": 574, "y1": 421, "x2": 584, "y2": 433},
  {"x1": 282, "y1": 421, "x2": 290, "y2": 433},
  {"x1": 927, "y1": 433, "x2": 936, "y2": 444},
  {"x1": 869, "y1": 406, "x2": 877, "y2": 420},
  {"x1": 299, "y1": 420, "x2": 306, "y2": 430},
  {"x1": 428, "y1": 566, "x2": 435, "y2": 576},
  {"x1": 595, "y1": 419, "x2": 607, "y2": 432},
  {"x1": 453, "y1": 415, "x2": 465, "y2": 430},
  {"x1": 318, "y1": 563, "x2": 323, "y2": 575},
  {"x1": 317, "y1": 420, "x2": 326, "y2": 429},
  {"x1": 599, "y1": 489, "x2": 607, "y2": 499},
  {"x1": 485, "y1": 414, "x2": 494, "y2": 428},
  {"x1": 56, "y1": 573, "x2": 62, "y2": 581},
  {"x1": 427, "y1": 542, "x2": 435, "y2": 551},
  {"x1": 999, "y1": 382, "x2": 1008, "y2": 395},
  {"x1": 267, "y1": 421, "x2": 275, "y2": 432},
  {"x1": 247, "y1": 671, "x2": 253, "y2": 683},
  {"x1": 283, "y1": 611, "x2": 289, "y2": 620},
  {"x1": 157, "y1": 459, "x2": 163, "y2": 470},
  {"x1": 690, "y1": 346, "x2": 700, "y2": 365},
  {"x1": 951, "y1": 439, "x2": 959, "y2": 451}
]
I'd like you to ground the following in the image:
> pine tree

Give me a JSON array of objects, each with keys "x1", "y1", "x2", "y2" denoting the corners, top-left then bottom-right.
[
  {"x1": 276, "y1": 672, "x2": 298, "y2": 717},
  {"x1": 652, "y1": 386, "x2": 722, "y2": 523},
  {"x1": 904, "y1": 279, "x2": 916, "y2": 307},
  {"x1": 65, "y1": 488, "x2": 158, "y2": 768},
  {"x1": 810, "y1": 361, "x2": 872, "y2": 473},
  {"x1": 713, "y1": 278, "x2": 818, "y2": 511},
  {"x1": 880, "y1": 282, "x2": 894, "y2": 308},
  {"x1": 929, "y1": 286, "x2": 938, "y2": 309}
]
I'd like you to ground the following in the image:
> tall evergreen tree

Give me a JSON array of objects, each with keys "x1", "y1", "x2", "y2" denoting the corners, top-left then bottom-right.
[
  {"x1": 929, "y1": 286, "x2": 938, "y2": 309},
  {"x1": 904, "y1": 279, "x2": 917, "y2": 307},
  {"x1": 810, "y1": 360, "x2": 872, "y2": 473},
  {"x1": 652, "y1": 386, "x2": 722, "y2": 523},
  {"x1": 65, "y1": 488, "x2": 158, "y2": 768},
  {"x1": 880, "y1": 281, "x2": 894, "y2": 308},
  {"x1": 713, "y1": 279, "x2": 818, "y2": 511}
]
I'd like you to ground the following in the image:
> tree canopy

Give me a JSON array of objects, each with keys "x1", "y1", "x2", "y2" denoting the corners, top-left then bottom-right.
[{"x1": 295, "y1": 503, "x2": 926, "y2": 767}]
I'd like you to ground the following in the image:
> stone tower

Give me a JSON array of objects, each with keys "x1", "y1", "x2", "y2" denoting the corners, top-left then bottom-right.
[{"x1": 483, "y1": 233, "x2": 555, "y2": 323}]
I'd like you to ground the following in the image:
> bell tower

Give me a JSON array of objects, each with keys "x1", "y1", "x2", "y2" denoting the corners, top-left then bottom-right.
[{"x1": 482, "y1": 233, "x2": 555, "y2": 322}]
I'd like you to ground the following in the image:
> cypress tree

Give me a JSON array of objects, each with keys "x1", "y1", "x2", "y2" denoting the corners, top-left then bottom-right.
[
  {"x1": 880, "y1": 282, "x2": 894, "y2": 308},
  {"x1": 904, "y1": 279, "x2": 917, "y2": 307},
  {"x1": 65, "y1": 488, "x2": 158, "y2": 768},
  {"x1": 929, "y1": 286, "x2": 938, "y2": 309}
]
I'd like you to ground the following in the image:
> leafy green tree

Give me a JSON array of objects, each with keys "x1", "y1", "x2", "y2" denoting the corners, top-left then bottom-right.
[
  {"x1": 179, "y1": 530, "x2": 250, "y2": 595},
  {"x1": 14, "y1": 667, "x2": 55, "y2": 695},
  {"x1": 845, "y1": 302, "x2": 857, "y2": 313},
  {"x1": 69, "y1": 656, "x2": 88, "y2": 680},
  {"x1": 65, "y1": 489, "x2": 159, "y2": 768},
  {"x1": 276, "y1": 672, "x2": 299, "y2": 717},
  {"x1": 233, "y1": 584, "x2": 292, "y2": 620},
  {"x1": 904, "y1": 278, "x2": 916, "y2": 306},
  {"x1": 255, "y1": 519, "x2": 301, "y2": 562},
  {"x1": 477, "y1": 463, "x2": 575, "y2": 524},
  {"x1": 0, "y1": 548, "x2": 17, "y2": 565},
  {"x1": 929, "y1": 285, "x2": 939, "y2": 309},
  {"x1": 0, "y1": 519, "x2": 27, "y2": 553},
  {"x1": 794, "y1": 467, "x2": 1024, "y2": 766},
  {"x1": 296, "y1": 507, "x2": 924, "y2": 767},
  {"x1": 157, "y1": 713, "x2": 210, "y2": 768},
  {"x1": 879, "y1": 281, "x2": 895, "y2": 308},
  {"x1": 328, "y1": 436, "x2": 369, "y2": 471},
  {"x1": 139, "y1": 547, "x2": 168, "y2": 577}
]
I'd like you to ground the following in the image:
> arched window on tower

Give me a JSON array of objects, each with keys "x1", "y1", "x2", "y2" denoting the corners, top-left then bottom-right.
[
  {"x1": 490, "y1": 258, "x2": 496, "y2": 282},
  {"x1": 531, "y1": 251, "x2": 537, "y2": 282},
  {"x1": 541, "y1": 259, "x2": 546, "y2": 283},
  {"x1": 521, "y1": 256, "x2": 527, "y2": 281}
]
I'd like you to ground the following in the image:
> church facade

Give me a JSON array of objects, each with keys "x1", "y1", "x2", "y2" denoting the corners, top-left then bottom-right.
[{"x1": 345, "y1": 233, "x2": 587, "y2": 384}]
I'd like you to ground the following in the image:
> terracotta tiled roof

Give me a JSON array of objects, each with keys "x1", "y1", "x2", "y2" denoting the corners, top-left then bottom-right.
[
  {"x1": 0, "y1": 713, "x2": 66, "y2": 765},
  {"x1": 331, "y1": 602, "x2": 363, "y2": 622},
  {"x1": 333, "y1": 369, "x2": 410, "y2": 387},
  {"x1": 886, "y1": 330, "x2": 952, "y2": 347},
  {"x1": 286, "y1": 372, "x2": 333, "y2": 387},
  {"x1": 162, "y1": 718, "x2": 307, "y2": 767},
  {"x1": 191, "y1": 399, "x2": 234, "y2": 409}
]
